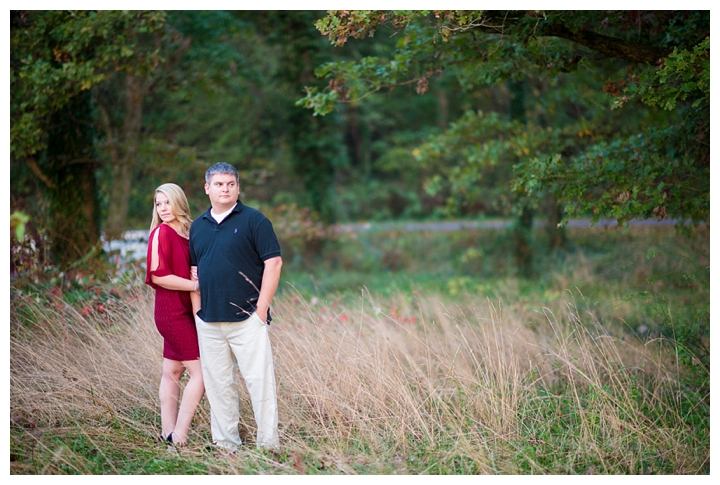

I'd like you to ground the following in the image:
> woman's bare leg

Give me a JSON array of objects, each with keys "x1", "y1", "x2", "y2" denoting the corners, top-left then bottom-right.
[
  {"x1": 159, "y1": 358, "x2": 184, "y2": 439},
  {"x1": 171, "y1": 359, "x2": 205, "y2": 445}
]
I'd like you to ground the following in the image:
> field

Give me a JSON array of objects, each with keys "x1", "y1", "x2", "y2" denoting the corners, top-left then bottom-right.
[{"x1": 9, "y1": 223, "x2": 710, "y2": 474}]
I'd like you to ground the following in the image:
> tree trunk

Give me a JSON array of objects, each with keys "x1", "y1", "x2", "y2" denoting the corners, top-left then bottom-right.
[
  {"x1": 509, "y1": 78, "x2": 534, "y2": 277},
  {"x1": 103, "y1": 74, "x2": 146, "y2": 241},
  {"x1": 347, "y1": 106, "x2": 370, "y2": 176},
  {"x1": 513, "y1": 204, "x2": 534, "y2": 278},
  {"x1": 48, "y1": 161, "x2": 101, "y2": 266},
  {"x1": 44, "y1": 91, "x2": 101, "y2": 267},
  {"x1": 546, "y1": 195, "x2": 567, "y2": 250}
]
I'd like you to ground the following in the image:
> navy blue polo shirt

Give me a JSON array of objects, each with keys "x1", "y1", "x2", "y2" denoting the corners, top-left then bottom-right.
[{"x1": 189, "y1": 201, "x2": 281, "y2": 323}]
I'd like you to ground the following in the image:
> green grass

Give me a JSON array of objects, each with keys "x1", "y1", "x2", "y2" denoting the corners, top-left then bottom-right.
[{"x1": 10, "y1": 223, "x2": 709, "y2": 474}]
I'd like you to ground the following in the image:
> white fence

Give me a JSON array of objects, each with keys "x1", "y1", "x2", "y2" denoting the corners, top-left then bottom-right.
[{"x1": 102, "y1": 230, "x2": 149, "y2": 266}]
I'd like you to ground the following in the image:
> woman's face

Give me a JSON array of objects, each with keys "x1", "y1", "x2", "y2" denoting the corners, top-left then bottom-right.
[{"x1": 155, "y1": 192, "x2": 177, "y2": 224}]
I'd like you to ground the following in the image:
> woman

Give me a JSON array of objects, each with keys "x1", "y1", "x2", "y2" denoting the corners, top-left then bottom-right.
[{"x1": 145, "y1": 183, "x2": 204, "y2": 446}]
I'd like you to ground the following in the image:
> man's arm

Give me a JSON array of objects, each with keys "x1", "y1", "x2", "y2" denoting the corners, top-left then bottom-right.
[
  {"x1": 255, "y1": 256, "x2": 282, "y2": 323},
  {"x1": 190, "y1": 265, "x2": 201, "y2": 316}
]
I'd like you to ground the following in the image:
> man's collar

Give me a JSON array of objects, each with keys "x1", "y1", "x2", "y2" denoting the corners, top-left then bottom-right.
[{"x1": 203, "y1": 200, "x2": 243, "y2": 219}]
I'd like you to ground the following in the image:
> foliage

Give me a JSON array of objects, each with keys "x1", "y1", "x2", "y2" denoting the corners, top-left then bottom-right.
[
  {"x1": 261, "y1": 203, "x2": 336, "y2": 269},
  {"x1": 519, "y1": 35, "x2": 711, "y2": 226},
  {"x1": 417, "y1": 110, "x2": 527, "y2": 217},
  {"x1": 10, "y1": 11, "x2": 173, "y2": 264},
  {"x1": 616, "y1": 36, "x2": 710, "y2": 112},
  {"x1": 10, "y1": 211, "x2": 30, "y2": 241},
  {"x1": 10, "y1": 10, "x2": 167, "y2": 161},
  {"x1": 105, "y1": 11, "x2": 351, "y2": 227},
  {"x1": 257, "y1": 11, "x2": 350, "y2": 223},
  {"x1": 10, "y1": 212, "x2": 48, "y2": 282},
  {"x1": 300, "y1": 10, "x2": 710, "y2": 225},
  {"x1": 10, "y1": 9, "x2": 710, "y2": 285},
  {"x1": 302, "y1": 10, "x2": 692, "y2": 114},
  {"x1": 515, "y1": 124, "x2": 709, "y2": 226}
]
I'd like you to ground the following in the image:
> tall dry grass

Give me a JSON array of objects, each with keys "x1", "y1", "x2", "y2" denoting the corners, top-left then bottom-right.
[{"x1": 10, "y1": 282, "x2": 707, "y2": 474}]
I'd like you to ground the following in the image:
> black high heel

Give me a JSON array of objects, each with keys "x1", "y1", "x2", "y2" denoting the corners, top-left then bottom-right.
[{"x1": 166, "y1": 432, "x2": 174, "y2": 444}]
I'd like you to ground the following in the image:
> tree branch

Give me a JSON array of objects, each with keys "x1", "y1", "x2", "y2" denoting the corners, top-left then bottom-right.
[
  {"x1": 25, "y1": 156, "x2": 57, "y2": 189},
  {"x1": 542, "y1": 23, "x2": 672, "y2": 64},
  {"x1": 463, "y1": 12, "x2": 673, "y2": 64}
]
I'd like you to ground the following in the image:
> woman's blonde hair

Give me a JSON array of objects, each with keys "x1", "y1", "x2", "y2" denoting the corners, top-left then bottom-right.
[{"x1": 150, "y1": 183, "x2": 193, "y2": 237}]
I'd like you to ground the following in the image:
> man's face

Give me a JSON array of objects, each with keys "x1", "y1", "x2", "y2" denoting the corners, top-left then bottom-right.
[{"x1": 205, "y1": 173, "x2": 240, "y2": 210}]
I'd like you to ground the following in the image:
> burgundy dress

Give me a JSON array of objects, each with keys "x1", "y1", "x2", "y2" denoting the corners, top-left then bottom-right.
[{"x1": 145, "y1": 224, "x2": 200, "y2": 361}]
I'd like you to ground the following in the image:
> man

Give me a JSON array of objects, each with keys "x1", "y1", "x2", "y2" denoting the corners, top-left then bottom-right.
[{"x1": 189, "y1": 162, "x2": 282, "y2": 451}]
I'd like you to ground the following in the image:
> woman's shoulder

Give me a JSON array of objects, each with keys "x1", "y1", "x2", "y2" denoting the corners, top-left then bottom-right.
[
  {"x1": 152, "y1": 223, "x2": 187, "y2": 242},
  {"x1": 164, "y1": 223, "x2": 189, "y2": 236},
  {"x1": 151, "y1": 223, "x2": 171, "y2": 238},
  {"x1": 149, "y1": 224, "x2": 163, "y2": 239}
]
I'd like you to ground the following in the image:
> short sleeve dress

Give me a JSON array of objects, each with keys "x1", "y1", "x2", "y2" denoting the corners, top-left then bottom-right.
[{"x1": 145, "y1": 223, "x2": 200, "y2": 361}]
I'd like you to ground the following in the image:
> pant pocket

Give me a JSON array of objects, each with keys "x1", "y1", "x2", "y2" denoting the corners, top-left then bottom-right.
[{"x1": 250, "y1": 312, "x2": 266, "y2": 326}]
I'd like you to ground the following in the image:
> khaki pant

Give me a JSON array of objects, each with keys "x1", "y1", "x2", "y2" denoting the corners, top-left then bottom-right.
[{"x1": 195, "y1": 313, "x2": 279, "y2": 450}]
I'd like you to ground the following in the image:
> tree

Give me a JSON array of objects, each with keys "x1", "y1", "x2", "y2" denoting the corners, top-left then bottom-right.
[
  {"x1": 11, "y1": 10, "x2": 251, "y2": 261},
  {"x1": 10, "y1": 10, "x2": 167, "y2": 266},
  {"x1": 90, "y1": 11, "x2": 199, "y2": 240},
  {"x1": 300, "y1": 10, "x2": 709, "y2": 229},
  {"x1": 252, "y1": 11, "x2": 348, "y2": 223}
]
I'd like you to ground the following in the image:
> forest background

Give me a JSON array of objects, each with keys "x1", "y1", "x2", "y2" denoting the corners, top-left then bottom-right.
[
  {"x1": 10, "y1": 9, "x2": 710, "y2": 269},
  {"x1": 9, "y1": 9, "x2": 711, "y2": 474}
]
